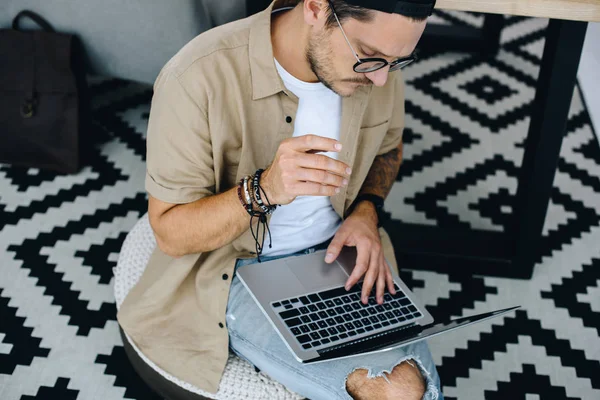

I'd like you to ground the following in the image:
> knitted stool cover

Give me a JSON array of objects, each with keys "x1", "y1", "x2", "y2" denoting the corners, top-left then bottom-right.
[{"x1": 113, "y1": 213, "x2": 303, "y2": 400}]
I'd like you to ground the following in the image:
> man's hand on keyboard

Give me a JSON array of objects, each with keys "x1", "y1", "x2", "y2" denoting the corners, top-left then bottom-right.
[{"x1": 324, "y1": 201, "x2": 396, "y2": 305}]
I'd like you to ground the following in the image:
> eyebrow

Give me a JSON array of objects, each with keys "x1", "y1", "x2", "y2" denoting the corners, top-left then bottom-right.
[
  {"x1": 356, "y1": 40, "x2": 405, "y2": 59},
  {"x1": 356, "y1": 40, "x2": 394, "y2": 58}
]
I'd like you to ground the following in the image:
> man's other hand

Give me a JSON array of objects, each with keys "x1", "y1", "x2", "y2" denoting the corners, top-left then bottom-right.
[
  {"x1": 324, "y1": 201, "x2": 396, "y2": 305},
  {"x1": 261, "y1": 135, "x2": 352, "y2": 205}
]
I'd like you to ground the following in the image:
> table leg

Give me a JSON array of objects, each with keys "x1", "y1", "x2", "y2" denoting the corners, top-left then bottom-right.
[
  {"x1": 510, "y1": 19, "x2": 588, "y2": 278},
  {"x1": 387, "y1": 19, "x2": 588, "y2": 279}
]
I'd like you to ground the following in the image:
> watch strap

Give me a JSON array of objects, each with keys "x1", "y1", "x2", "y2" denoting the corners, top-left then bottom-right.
[
  {"x1": 354, "y1": 194, "x2": 385, "y2": 209},
  {"x1": 347, "y1": 194, "x2": 387, "y2": 227}
]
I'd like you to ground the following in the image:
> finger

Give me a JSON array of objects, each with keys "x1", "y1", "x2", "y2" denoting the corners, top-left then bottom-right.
[
  {"x1": 325, "y1": 234, "x2": 347, "y2": 264},
  {"x1": 375, "y1": 251, "x2": 386, "y2": 304},
  {"x1": 361, "y1": 254, "x2": 378, "y2": 304},
  {"x1": 296, "y1": 153, "x2": 351, "y2": 178},
  {"x1": 345, "y1": 244, "x2": 370, "y2": 291},
  {"x1": 292, "y1": 182, "x2": 339, "y2": 197},
  {"x1": 382, "y1": 255, "x2": 396, "y2": 295},
  {"x1": 287, "y1": 134, "x2": 343, "y2": 153},
  {"x1": 297, "y1": 167, "x2": 348, "y2": 187}
]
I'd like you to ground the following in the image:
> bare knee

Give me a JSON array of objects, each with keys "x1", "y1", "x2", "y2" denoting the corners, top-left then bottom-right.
[
  {"x1": 345, "y1": 361, "x2": 426, "y2": 400},
  {"x1": 386, "y1": 361, "x2": 426, "y2": 399}
]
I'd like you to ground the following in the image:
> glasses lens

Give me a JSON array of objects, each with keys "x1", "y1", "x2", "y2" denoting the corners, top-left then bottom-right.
[
  {"x1": 390, "y1": 58, "x2": 415, "y2": 71},
  {"x1": 354, "y1": 60, "x2": 386, "y2": 73}
]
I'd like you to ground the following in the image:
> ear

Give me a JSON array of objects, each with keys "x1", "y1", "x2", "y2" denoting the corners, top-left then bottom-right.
[{"x1": 303, "y1": 0, "x2": 328, "y2": 27}]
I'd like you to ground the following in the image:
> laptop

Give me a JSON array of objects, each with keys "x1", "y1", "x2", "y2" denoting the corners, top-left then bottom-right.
[{"x1": 236, "y1": 246, "x2": 520, "y2": 363}]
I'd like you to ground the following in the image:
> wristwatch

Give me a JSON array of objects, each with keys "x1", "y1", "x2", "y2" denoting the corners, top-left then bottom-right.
[{"x1": 347, "y1": 194, "x2": 389, "y2": 227}]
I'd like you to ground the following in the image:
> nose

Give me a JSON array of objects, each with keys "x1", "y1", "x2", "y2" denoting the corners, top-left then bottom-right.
[{"x1": 365, "y1": 67, "x2": 389, "y2": 87}]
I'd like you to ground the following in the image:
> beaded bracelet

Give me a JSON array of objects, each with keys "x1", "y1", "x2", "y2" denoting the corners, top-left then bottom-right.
[{"x1": 236, "y1": 181, "x2": 248, "y2": 210}]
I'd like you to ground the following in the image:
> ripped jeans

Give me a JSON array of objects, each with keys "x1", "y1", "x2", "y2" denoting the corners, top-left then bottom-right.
[{"x1": 225, "y1": 248, "x2": 443, "y2": 400}]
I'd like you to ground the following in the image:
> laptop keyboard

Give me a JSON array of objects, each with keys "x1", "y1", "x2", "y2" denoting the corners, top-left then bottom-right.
[{"x1": 270, "y1": 283, "x2": 423, "y2": 351}]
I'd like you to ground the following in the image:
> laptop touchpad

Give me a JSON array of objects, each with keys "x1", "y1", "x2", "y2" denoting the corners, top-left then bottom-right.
[{"x1": 285, "y1": 256, "x2": 349, "y2": 292}]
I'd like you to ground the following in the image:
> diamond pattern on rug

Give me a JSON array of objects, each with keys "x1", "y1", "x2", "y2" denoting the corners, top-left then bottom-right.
[
  {"x1": 20, "y1": 378, "x2": 80, "y2": 400},
  {"x1": 460, "y1": 75, "x2": 518, "y2": 106},
  {"x1": 1, "y1": 12, "x2": 599, "y2": 400}
]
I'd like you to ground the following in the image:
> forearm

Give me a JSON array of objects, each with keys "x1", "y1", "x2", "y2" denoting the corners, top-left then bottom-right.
[
  {"x1": 359, "y1": 141, "x2": 403, "y2": 199},
  {"x1": 346, "y1": 142, "x2": 403, "y2": 222},
  {"x1": 150, "y1": 187, "x2": 252, "y2": 257}
]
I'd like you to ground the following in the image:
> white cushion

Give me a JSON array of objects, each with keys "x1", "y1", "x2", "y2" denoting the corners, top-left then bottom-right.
[{"x1": 113, "y1": 214, "x2": 303, "y2": 400}]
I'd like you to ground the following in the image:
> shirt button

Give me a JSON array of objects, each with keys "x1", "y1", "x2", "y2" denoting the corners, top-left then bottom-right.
[
  {"x1": 219, "y1": 322, "x2": 224, "y2": 328},
  {"x1": 222, "y1": 273, "x2": 229, "y2": 280},
  {"x1": 286, "y1": 116, "x2": 292, "y2": 123}
]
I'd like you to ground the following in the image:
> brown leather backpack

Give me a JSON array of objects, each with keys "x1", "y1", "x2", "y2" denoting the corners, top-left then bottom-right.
[{"x1": 0, "y1": 10, "x2": 91, "y2": 174}]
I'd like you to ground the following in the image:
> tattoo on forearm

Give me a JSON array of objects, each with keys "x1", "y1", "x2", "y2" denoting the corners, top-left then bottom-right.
[{"x1": 359, "y1": 142, "x2": 403, "y2": 199}]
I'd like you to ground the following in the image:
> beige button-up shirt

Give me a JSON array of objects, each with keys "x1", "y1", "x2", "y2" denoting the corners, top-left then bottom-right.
[{"x1": 117, "y1": 1, "x2": 406, "y2": 394}]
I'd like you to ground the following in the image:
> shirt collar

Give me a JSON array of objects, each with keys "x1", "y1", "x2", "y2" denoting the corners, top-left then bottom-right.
[
  {"x1": 248, "y1": 1, "x2": 374, "y2": 102},
  {"x1": 249, "y1": 1, "x2": 286, "y2": 100}
]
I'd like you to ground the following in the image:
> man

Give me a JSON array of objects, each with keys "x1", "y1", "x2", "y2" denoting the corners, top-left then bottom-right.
[{"x1": 117, "y1": 0, "x2": 442, "y2": 399}]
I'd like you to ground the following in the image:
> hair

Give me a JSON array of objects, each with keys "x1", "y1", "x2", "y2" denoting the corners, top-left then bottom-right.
[
  {"x1": 323, "y1": 0, "x2": 375, "y2": 28},
  {"x1": 281, "y1": 0, "x2": 428, "y2": 26},
  {"x1": 286, "y1": 0, "x2": 429, "y2": 27}
]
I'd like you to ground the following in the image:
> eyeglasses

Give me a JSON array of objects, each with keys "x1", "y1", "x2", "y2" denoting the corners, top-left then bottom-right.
[{"x1": 328, "y1": 0, "x2": 417, "y2": 73}]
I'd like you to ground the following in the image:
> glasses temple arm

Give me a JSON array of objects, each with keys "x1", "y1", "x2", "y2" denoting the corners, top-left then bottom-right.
[{"x1": 331, "y1": 11, "x2": 362, "y2": 63}]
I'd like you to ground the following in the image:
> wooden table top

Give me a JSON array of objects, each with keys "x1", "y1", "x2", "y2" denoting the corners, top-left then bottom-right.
[{"x1": 436, "y1": 0, "x2": 600, "y2": 22}]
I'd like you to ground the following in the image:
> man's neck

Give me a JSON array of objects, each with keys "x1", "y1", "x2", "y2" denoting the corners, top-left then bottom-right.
[{"x1": 271, "y1": 5, "x2": 319, "y2": 83}]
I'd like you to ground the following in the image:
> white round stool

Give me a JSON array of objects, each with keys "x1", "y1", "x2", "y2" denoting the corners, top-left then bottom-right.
[{"x1": 113, "y1": 213, "x2": 304, "y2": 400}]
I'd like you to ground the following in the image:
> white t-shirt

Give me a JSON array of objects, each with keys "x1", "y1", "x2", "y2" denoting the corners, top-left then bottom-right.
[{"x1": 261, "y1": 59, "x2": 343, "y2": 256}]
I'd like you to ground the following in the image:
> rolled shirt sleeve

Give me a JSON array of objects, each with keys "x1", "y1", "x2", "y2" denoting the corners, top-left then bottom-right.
[
  {"x1": 376, "y1": 72, "x2": 405, "y2": 156},
  {"x1": 145, "y1": 70, "x2": 215, "y2": 204}
]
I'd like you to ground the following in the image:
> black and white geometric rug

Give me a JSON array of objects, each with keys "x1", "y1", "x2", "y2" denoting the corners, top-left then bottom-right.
[{"x1": 1, "y1": 12, "x2": 599, "y2": 400}]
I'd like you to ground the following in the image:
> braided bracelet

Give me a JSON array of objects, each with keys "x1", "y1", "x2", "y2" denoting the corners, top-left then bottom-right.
[
  {"x1": 256, "y1": 169, "x2": 276, "y2": 208},
  {"x1": 252, "y1": 169, "x2": 277, "y2": 214},
  {"x1": 257, "y1": 170, "x2": 277, "y2": 212}
]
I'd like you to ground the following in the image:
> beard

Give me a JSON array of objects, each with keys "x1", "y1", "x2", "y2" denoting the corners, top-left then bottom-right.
[{"x1": 305, "y1": 30, "x2": 369, "y2": 97}]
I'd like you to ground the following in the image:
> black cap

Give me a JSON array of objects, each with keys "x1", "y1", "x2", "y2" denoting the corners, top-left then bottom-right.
[{"x1": 343, "y1": 0, "x2": 436, "y2": 18}]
